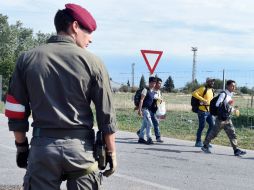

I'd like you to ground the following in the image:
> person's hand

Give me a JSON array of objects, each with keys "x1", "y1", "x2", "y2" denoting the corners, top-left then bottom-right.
[
  {"x1": 202, "y1": 100, "x2": 208, "y2": 105},
  {"x1": 234, "y1": 109, "x2": 240, "y2": 117},
  {"x1": 138, "y1": 109, "x2": 142, "y2": 116},
  {"x1": 103, "y1": 152, "x2": 117, "y2": 177},
  {"x1": 15, "y1": 137, "x2": 29, "y2": 168}
]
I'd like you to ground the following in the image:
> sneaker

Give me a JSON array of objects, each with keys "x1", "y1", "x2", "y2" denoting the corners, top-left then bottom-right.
[
  {"x1": 138, "y1": 138, "x2": 147, "y2": 144},
  {"x1": 136, "y1": 130, "x2": 140, "y2": 136},
  {"x1": 201, "y1": 146, "x2": 211, "y2": 153},
  {"x1": 234, "y1": 149, "x2": 247, "y2": 156},
  {"x1": 156, "y1": 138, "x2": 164, "y2": 143},
  {"x1": 146, "y1": 138, "x2": 154, "y2": 145},
  {"x1": 195, "y1": 141, "x2": 203, "y2": 147}
]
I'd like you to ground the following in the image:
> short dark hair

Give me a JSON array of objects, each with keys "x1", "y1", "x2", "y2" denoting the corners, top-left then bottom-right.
[
  {"x1": 149, "y1": 76, "x2": 156, "y2": 83},
  {"x1": 156, "y1": 77, "x2": 162, "y2": 83},
  {"x1": 226, "y1": 80, "x2": 236, "y2": 86},
  {"x1": 54, "y1": 9, "x2": 75, "y2": 33}
]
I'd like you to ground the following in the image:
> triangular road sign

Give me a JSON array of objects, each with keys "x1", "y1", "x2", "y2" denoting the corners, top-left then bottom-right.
[{"x1": 141, "y1": 50, "x2": 163, "y2": 74}]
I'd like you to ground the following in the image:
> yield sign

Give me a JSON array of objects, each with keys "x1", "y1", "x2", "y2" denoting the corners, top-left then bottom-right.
[{"x1": 141, "y1": 50, "x2": 163, "y2": 74}]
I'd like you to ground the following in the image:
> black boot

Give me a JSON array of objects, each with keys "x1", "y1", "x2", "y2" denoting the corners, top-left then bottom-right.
[{"x1": 234, "y1": 149, "x2": 246, "y2": 156}]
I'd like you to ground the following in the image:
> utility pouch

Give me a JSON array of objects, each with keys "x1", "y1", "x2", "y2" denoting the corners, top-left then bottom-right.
[{"x1": 93, "y1": 131, "x2": 106, "y2": 170}]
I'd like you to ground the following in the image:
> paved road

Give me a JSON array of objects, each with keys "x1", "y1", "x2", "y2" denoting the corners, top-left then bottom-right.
[{"x1": 1, "y1": 113, "x2": 254, "y2": 190}]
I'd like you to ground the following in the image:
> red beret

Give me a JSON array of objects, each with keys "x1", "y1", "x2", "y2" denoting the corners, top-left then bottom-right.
[{"x1": 65, "y1": 3, "x2": 97, "y2": 33}]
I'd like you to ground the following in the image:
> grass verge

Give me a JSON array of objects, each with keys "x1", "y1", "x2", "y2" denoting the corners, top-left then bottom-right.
[{"x1": 116, "y1": 108, "x2": 254, "y2": 150}]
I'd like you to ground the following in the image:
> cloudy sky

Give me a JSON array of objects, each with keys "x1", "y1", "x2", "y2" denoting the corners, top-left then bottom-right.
[{"x1": 1, "y1": 0, "x2": 254, "y2": 87}]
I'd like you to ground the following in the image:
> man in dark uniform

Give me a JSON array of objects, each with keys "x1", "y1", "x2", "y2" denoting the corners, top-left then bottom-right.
[{"x1": 5, "y1": 3, "x2": 116, "y2": 190}]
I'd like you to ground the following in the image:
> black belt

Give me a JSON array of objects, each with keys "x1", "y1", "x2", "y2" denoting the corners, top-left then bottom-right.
[{"x1": 33, "y1": 127, "x2": 95, "y2": 140}]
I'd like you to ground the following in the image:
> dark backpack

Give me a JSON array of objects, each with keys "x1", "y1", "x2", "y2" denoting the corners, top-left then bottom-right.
[
  {"x1": 210, "y1": 91, "x2": 227, "y2": 116},
  {"x1": 191, "y1": 87, "x2": 208, "y2": 113},
  {"x1": 150, "y1": 99, "x2": 158, "y2": 113},
  {"x1": 134, "y1": 88, "x2": 147, "y2": 107}
]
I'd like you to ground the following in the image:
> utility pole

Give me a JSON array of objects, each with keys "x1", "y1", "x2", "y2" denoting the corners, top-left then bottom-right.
[
  {"x1": 131, "y1": 63, "x2": 135, "y2": 88},
  {"x1": 222, "y1": 69, "x2": 225, "y2": 90},
  {"x1": 191, "y1": 47, "x2": 198, "y2": 83}
]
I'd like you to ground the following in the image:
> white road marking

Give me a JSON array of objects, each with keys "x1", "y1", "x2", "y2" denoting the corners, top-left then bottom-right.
[{"x1": 115, "y1": 173, "x2": 179, "y2": 190}]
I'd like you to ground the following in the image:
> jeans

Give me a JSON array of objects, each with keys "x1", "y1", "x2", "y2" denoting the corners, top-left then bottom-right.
[
  {"x1": 150, "y1": 111, "x2": 160, "y2": 139},
  {"x1": 139, "y1": 108, "x2": 153, "y2": 140},
  {"x1": 196, "y1": 110, "x2": 214, "y2": 142}
]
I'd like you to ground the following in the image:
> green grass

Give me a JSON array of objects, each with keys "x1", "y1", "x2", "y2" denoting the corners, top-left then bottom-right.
[
  {"x1": 1, "y1": 92, "x2": 254, "y2": 150},
  {"x1": 116, "y1": 108, "x2": 254, "y2": 150},
  {"x1": 0, "y1": 102, "x2": 3, "y2": 113}
]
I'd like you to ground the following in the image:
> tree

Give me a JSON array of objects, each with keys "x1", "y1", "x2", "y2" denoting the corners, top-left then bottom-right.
[
  {"x1": 139, "y1": 75, "x2": 146, "y2": 89},
  {"x1": 163, "y1": 76, "x2": 175, "y2": 92},
  {"x1": 240, "y1": 86, "x2": 248, "y2": 94},
  {"x1": 0, "y1": 14, "x2": 51, "y2": 99},
  {"x1": 239, "y1": 86, "x2": 253, "y2": 94},
  {"x1": 34, "y1": 31, "x2": 51, "y2": 47},
  {"x1": 213, "y1": 79, "x2": 223, "y2": 90},
  {"x1": 127, "y1": 80, "x2": 130, "y2": 87},
  {"x1": 183, "y1": 79, "x2": 200, "y2": 93}
]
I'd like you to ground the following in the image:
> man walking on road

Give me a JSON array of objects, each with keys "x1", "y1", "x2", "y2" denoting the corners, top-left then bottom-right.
[
  {"x1": 192, "y1": 77, "x2": 215, "y2": 147},
  {"x1": 137, "y1": 77, "x2": 164, "y2": 143},
  {"x1": 5, "y1": 3, "x2": 116, "y2": 190},
  {"x1": 150, "y1": 77, "x2": 164, "y2": 142},
  {"x1": 137, "y1": 76, "x2": 156, "y2": 144},
  {"x1": 202, "y1": 80, "x2": 246, "y2": 156}
]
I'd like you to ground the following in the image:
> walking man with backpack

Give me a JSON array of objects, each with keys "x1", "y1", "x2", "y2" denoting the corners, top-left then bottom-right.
[
  {"x1": 192, "y1": 77, "x2": 215, "y2": 147},
  {"x1": 137, "y1": 76, "x2": 157, "y2": 144},
  {"x1": 201, "y1": 80, "x2": 247, "y2": 156}
]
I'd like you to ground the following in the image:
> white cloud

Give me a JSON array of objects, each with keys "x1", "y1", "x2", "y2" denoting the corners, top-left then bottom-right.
[{"x1": 1, "y1": 0, "x2": 254, "y2": 59}]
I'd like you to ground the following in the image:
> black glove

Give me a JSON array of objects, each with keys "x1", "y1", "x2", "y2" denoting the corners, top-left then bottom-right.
[
  {"x1": 103, "y1": 152, "x2": 117, "y2": 177},
  {"x1": 15, "y1": 137, "x2": 29, "y2": 168}
]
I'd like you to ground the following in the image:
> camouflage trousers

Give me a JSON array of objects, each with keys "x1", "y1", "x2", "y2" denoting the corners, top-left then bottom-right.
[{"x1": 203, "y1": 117, "x2": 238, "y2": 150}]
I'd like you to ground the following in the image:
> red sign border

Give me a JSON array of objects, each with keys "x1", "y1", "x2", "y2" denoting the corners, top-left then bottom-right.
[{"x1": 141, "y1": 50, "x2": 163, "y2": 74}]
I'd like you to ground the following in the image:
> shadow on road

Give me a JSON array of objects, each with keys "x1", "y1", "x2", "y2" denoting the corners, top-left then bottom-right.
[
  {"x1": 115, "y1": 137, "x2": 194, "y2": 148},
  {"x1": 238, "y1": 157, "x2": 254, "y2": 160},
  {"x1": 136, "y1": 147, "x2": 201, "y2": 154}
]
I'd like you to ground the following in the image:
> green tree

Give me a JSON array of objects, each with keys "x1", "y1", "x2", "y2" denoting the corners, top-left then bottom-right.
[
  {"x1": 239, "y1": 86, "x2": 253, "y2": 94},
  {"x1": 139, "y1": 75, "x2": 146, "y2": 89},
  {"x1": 240, "y1": 86, "x2": 248, "y2": 94},
  {"x1": 183, "y1": 79, "x2": 200, "y2": 93},
  {"x1": 0, "y1": 14, "x2": 17, "y2": 98},
  {"x1": 163, "y1": 76, "x2": 175, "y2": 92},
  {"x1": 213, "y1": 79, "x2": 223, "y2": 89},
  {"x1": 0, "y1": 14, "x2": 51, "y2": 99},
  {"x1": 34, "y1": 31, "x2": 51, "y2": 46},
  {"x1": 127, "y1": 80, "x2": 130, "y2": 87}
]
